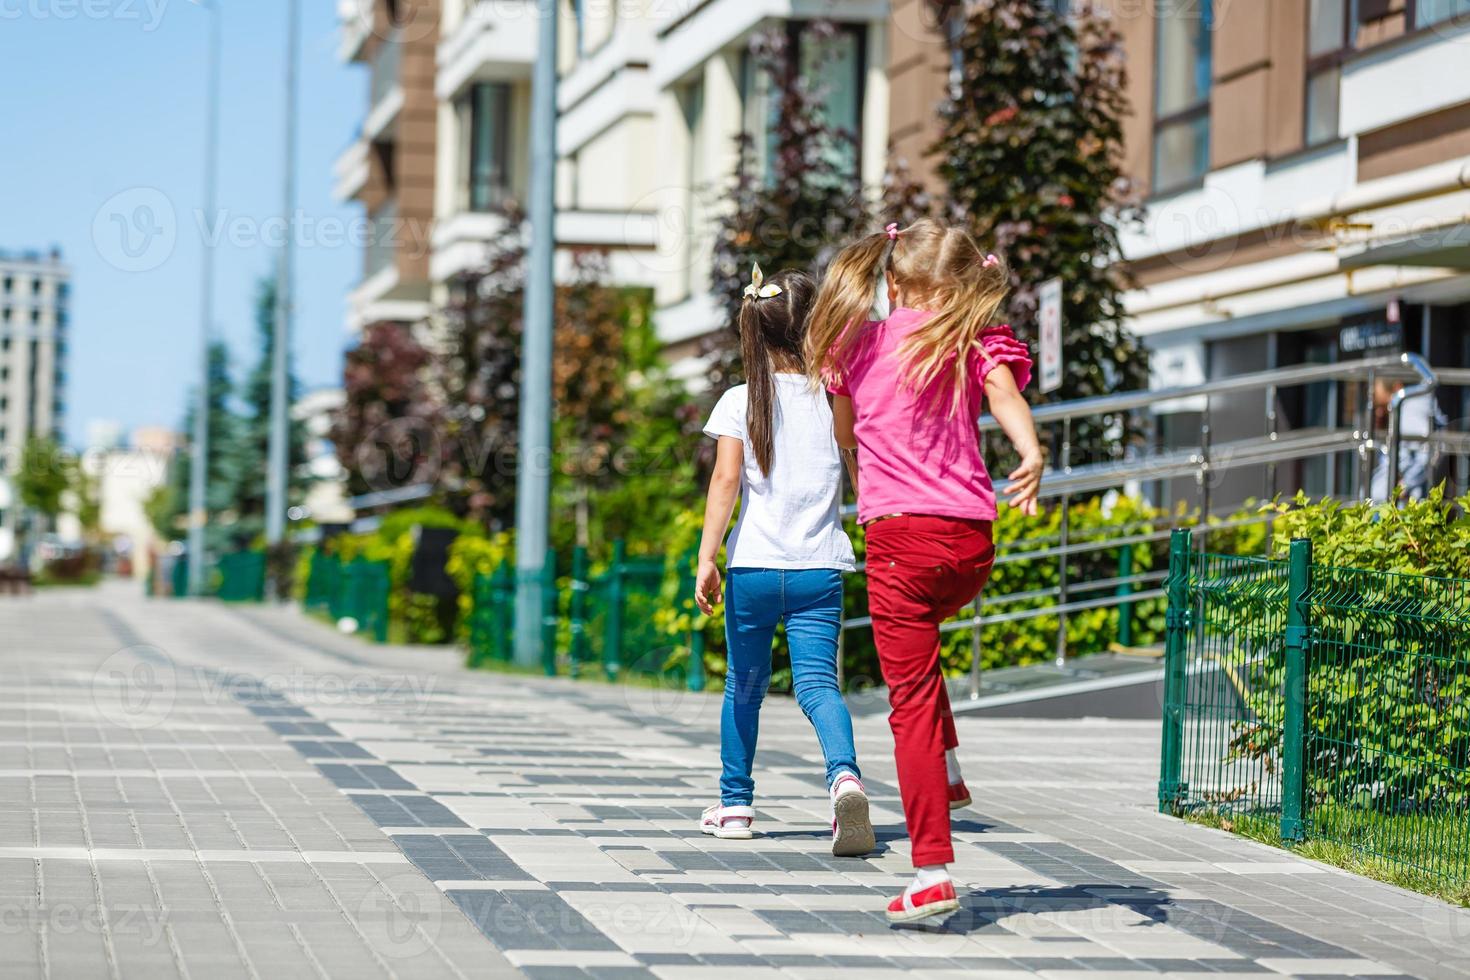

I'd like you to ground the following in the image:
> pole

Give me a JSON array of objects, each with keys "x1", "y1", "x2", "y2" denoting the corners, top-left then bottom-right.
[
  {"x1": 1157, "y1": 527, "x2": 1191, "y2": 813},
  {"x1": 513, "y1": 0, "x2": 559, "y2": 666},
  {"x1": 266, "y1": 0, "x2": 300, "y2": 553},
  {"x1": 1280, "y1": 536, "x2": 1312, "y2": 842},
  {"x1": 187, "y1": 0, "x2": 221, "y2": 596}
]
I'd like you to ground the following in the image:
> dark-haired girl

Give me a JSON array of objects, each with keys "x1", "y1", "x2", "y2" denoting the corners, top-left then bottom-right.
[{"x1": 693, "y1": 264, "x2": 873, "y2": 858}]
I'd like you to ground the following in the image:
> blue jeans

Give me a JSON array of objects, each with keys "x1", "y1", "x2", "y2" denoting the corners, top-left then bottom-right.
[{"x1": 720, "y1": 568, "x2": 860, "y2": 806}]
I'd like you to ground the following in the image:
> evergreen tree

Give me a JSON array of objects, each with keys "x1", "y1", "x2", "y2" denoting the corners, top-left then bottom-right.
[
  {"x1": 160, "y1": 341, "x2": 244, "y2": 550},
  {"x1": 935, "y1": 0, "x2": 1147, "y2": 464}
]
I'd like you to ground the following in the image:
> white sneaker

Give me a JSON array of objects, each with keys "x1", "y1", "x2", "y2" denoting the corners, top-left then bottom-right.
[
  {"x1": 700, "y1": 803, "x2": 754, "y2": 840},
  {"x1": 830, "y1": 774, "x2": 875, "y2": 857}
]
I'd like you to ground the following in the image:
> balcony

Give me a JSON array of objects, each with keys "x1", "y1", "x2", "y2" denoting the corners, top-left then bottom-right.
[
  {"x1": 363, "y1": 200, "x2": 399, "y2": 281},
  {"x1": 348, "y1": 201, "x2": 433, "y2": 332},
  {"x1": 333, "y1": 136, "x2": 370, "y2": 203},
  {"x1": 338, "y1": 0, "x2": 373, "y2": 63},
  {"x1": 364, "y1": 31, "x2": 404, "y2": 141},
  {"x1": 437, "y1": 0, "x2": 537, "y2": 102},
  {"x1": 430, "y1": 210, "x2": 509, "y2": 283}
]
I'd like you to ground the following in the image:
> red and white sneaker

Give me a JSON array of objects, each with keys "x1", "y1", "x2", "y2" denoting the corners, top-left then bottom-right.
[
  {"x1": 830, "y1": 774, "x2": 875, "y2": 857},
  {"x1": 948, "y1": 780, "x2": 971, "y2": 810},
  {"x1": 700, "y1": 804, "x2": 754, "y2": 840},
  {"x1": 886, "y1": 879, "x2": 960, "y2": 924}
]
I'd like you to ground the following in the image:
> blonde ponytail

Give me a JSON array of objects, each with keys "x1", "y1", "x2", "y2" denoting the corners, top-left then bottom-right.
[
  {"x1": 808, "y1": 219, "x2": 1011, "y2": 417},
  {"x1": 804, "y1": 231, "x2": 891, "y2": 391}
]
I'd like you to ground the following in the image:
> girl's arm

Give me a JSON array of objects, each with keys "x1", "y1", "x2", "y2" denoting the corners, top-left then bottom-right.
[
  {"x1": 983, "y1": 364, "x2": 1044, "y2": 516},
  {"x1": 831, "y1": 394, "x2": 858, "y2": 450},
  {"x1": 694, "y1": 436, "x2": 743, "y2": 614}
]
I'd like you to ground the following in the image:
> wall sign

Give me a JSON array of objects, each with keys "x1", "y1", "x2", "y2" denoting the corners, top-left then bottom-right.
[{"x1": 1038, "y1": 277, "x2": 1063, "y2": 394}]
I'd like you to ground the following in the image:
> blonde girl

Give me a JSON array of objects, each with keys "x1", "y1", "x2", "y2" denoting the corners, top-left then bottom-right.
[{"x1": 806, "y1": 219, "x2": 1043, "y2": 922}]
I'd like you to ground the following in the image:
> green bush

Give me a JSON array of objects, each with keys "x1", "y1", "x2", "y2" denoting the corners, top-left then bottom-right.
[
  {"x1": 307, "y1": 507, "x2": 485, "y2": 644},
  {"x1": 446, "y1": 531, "x2": 515, "y2": 644}
]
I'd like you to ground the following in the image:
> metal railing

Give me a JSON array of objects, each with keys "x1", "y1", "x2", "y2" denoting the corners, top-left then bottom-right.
[{"x1": 838, "y1": 353, "x2": 1468, "y2": 700}]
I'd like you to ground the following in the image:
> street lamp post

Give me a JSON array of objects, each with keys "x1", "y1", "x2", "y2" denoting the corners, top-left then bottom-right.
[
  {"x1": 266, "y1": 0, "x2": 301, "y2": 561},
  {"x1": 187, "y1": 0, "x2": 222, "y2": 597},
  {"x1": 512, "y1": 0, "x2": 560, "y2": 665}
]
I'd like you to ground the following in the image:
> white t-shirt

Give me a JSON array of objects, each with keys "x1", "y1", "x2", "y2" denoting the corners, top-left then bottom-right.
[{"x1": 703, "y1": 375, "x2": 856, "y2": 571}]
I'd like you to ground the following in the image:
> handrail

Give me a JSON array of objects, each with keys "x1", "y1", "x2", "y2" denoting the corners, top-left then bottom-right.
[
  {"x1": 977, "y1": 353, "x2": 1419, "y2": 431},
  {"x1": 835, "y1": 352, "x2": 1464, "y2": 703}
]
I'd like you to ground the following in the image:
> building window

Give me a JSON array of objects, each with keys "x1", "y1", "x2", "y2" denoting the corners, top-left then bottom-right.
[
  {"x1": 1152, "y1": 0, "x2": 1213, "y2": 193},
  {"x1": 1412, "y1": 0, "x2": 1470, "y2": 27},
  {"x1": 1306, "y1": 0, "x2": 1350, "y2": 146},
  {"x1": 741, "y1": 23, "x2": 865, "y2": 182},
  {"x1": 459, "y1": 82, "x2": 512, "y2": 212}
]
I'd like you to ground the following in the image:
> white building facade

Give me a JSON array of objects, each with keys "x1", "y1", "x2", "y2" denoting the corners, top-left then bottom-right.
[{"x1": 337, "y1": 0, "x2": 893, "y2": 360}]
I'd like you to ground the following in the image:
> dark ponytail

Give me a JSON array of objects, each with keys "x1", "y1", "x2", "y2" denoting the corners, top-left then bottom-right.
[{"x1": 738, "y1": 269, "x2": 816, "y2": 477}]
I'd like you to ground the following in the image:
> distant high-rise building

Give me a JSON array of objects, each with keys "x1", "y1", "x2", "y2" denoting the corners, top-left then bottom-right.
[{"x1": 0, "y1": 247, "x2": 70, "y2": 561}]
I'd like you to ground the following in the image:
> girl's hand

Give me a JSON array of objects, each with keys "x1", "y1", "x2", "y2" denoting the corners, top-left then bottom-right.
[
  {"x1": 694, "y1": 559, "x2": 723, "y2": 615},
  {"x1": 1004, "y1": 449, "x2": 1044, "y2": 517}
]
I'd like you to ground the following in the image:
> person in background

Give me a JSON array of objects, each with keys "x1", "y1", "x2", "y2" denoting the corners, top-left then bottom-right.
[{"x1": 1370, "y1": 377, "x2": 1444, "y2": 502}]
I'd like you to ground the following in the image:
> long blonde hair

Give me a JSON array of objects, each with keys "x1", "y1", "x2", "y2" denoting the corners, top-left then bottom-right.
[{"x1": 806, "y1": 218, "x2": 1010, "y2": 417}]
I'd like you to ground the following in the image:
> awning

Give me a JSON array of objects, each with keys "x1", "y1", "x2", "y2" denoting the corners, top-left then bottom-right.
[{"x1": 1338, "y1": 221, "x2": 1470, "y2": 270}]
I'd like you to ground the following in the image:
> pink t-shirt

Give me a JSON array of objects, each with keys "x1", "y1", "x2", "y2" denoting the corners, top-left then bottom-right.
[{"x1": 826, "y1": 308, "x2": 1033, "y2": 524}]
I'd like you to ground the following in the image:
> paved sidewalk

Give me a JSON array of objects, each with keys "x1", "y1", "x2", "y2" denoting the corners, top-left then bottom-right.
[{"x1": 2, "y1": 583, "x2": 1468, "y2": 979}]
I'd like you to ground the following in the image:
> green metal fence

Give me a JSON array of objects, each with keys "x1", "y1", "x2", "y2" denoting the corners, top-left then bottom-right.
[
  {"x1": 1159, "y1": 528, "x2": 1470, "y2": 884},
  {"x1": 301, "y1": 553, "x2": 391, "y2": 643},
  {"x1": 460, "y1": 542, "x2": 705, "y2": 690},
  {"x1": 303, "y1": 551, "x2": 341, "y2": 611},
  {"x1": 215, "y1": 550, "x2": 266, "y2": 602},
  {"x1": 468, "y1": 562, "x2": 516, "y2": 667}
]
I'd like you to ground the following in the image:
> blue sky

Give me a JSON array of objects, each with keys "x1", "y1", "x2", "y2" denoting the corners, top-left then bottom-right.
[{"x1": 0, "y1": 0, "x2": 363, "y2": 448}]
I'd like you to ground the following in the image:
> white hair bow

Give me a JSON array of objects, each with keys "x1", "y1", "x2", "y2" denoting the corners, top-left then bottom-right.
[{"x1": 742, "y1": 262, "x2": 783, "y2": 301}]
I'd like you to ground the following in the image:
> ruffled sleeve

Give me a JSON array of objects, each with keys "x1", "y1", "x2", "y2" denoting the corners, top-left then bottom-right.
[{"x1": 972, "y1": 324, "x2": 1033, "y2": 392}]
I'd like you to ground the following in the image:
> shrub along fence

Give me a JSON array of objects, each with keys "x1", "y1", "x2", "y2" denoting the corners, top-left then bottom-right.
[
  {"x1": 291, "y1": 498, "x2": 1253, "y2": 692},
  {"x1": 1158, "y1": 526, "x2": 1470, "y2": 884}
]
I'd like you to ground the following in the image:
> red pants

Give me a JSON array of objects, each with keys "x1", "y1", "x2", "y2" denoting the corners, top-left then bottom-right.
[{"x1": 865, "y1": 514, "x2": 994, "y2": 866}]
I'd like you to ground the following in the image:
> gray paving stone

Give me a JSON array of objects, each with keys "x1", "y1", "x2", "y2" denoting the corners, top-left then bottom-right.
[{"x1": 7, "y1": 587, "x2": 1470, "y2": 980}]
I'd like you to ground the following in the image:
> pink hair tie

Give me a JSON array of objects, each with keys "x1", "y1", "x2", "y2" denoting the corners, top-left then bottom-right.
[
  {"x1": 982, "y1": 253, "x2": 1000, "y2": 268},
  {"x1": 885, "y1": 222, "x2": 900, "y2": 240}
]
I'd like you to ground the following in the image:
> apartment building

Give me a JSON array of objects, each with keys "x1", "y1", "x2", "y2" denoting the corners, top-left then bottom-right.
[
  {"x1": 336, "y1": 0, "x2": 442, "y2": 332},
  {"x1": 889, "y1": 0, "x2": 1470, "y2": 505},
  {"x1": 337, "y1": 0, "x2": 890, "y2": 358},
  {"x1": 0, "y1": 248, "x2": 69, "y2": 563}
]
